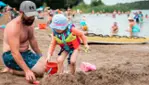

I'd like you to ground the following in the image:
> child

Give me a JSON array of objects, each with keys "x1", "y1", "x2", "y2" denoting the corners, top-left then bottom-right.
[
  {"x1": 127, "y1": 17, "x2": 140, "y2": 37},
  {"x1": 80, "y1": 16, "x2": 88, "y2": 31},
  {"x1": 134, "y1": 12, "x2": 139, "y2": 23},
  {"x1": 47, "y1": 14, "x2": 89, "y2": 75},
  {"x1": 111, "y1": 22, "x2": 119, "y2": 36},
  {"x1": 138, "y1": 11, "x2": 143, "y2": 23}
]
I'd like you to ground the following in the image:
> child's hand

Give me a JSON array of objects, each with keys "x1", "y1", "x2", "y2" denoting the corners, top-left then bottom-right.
[
  {"x1": 47, "y1": 53, "x2": 52, "y2": 62},
  {"x1": 84, "y1": 44, "x2": 89, "y2": 52},
  {"x1": 46, "y1": 55, "x2": 51, "y2": 62}
]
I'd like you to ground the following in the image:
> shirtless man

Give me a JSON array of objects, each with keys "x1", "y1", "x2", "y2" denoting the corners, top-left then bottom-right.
[{"x1": 2, "y1": 1, "x2": 46, "y2": 83}]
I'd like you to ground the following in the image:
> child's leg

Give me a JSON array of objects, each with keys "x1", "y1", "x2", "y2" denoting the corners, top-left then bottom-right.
[
  {"x1": 57, "y1": 51, "x2": 68, "y2": 74},
  {"x1": 69, "y1": 49, "x2": 79, "y2": 75}
]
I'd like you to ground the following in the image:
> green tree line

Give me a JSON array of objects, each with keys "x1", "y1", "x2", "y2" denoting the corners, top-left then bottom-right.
[
  {"x1": 73, "y1": 0, "x2": 149, "y2": 13},
  {"x1": 1, "y1": 0, "x2": 81, "y2": 10}
]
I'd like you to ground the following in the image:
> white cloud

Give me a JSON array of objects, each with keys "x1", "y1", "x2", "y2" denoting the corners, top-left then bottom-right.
[{"x1": 83, "y1": 0, "x2": 92, "y2": 5}]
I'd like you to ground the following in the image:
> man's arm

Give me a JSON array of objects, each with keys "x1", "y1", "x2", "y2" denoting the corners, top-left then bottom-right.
[{"x1": 28, "y1": 27, "x2": 42, "y2": 56}]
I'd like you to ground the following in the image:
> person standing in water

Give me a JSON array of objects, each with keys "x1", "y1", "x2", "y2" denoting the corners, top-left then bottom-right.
[
  {"x1": 127, "y1": 17, "x2": 140, "y2": 37},
  {"x1": 134, "y1": 12, "x2": 139, "y2": 23},
  {"x1": 127, "y1": 11, "x2": 130, "y2": 17},
  {"x1": 138, "y1": 11, "x2": 143, "y2": 23},
  {"x1": 80, "y1": 16, "x2": 88, "y2": 31},
  {"x1": 145, "y1": 14, "x2": 148, "y2": 19},
  {"x1": 111, "y1": 22, "x2": 119, "y2": 36},
  {"x1": 112, "y1": 10, "x2": 117, "y2": 18}
]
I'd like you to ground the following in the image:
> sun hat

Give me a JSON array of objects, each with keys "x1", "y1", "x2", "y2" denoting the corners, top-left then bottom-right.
[
  {"x1": 49, "y1": 14, "x2": 68, "y2": 30},
  {"x1": 19, "y1": 1, "x2": 38, "y2": 17},
  {"x1": 128, "y1": 17, "x2": 134, "y2": 21}
]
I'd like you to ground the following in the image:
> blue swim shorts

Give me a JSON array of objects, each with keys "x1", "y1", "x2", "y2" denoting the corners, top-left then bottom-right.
[{"x1": 2, "y1": 50, "x2": 40, "y2": 71}]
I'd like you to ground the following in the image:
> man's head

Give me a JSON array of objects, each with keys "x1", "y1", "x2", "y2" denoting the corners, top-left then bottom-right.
[
  {"x1": 114, "y1": 22, "x2": 117, "y2": 26},
  {"x1": 19, "y1": 1, "x2": 38, "y2": 26}
]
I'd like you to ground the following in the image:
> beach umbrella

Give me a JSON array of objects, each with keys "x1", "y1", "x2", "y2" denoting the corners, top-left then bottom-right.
[{"x1": 0, "y1": 1, "x2": 6, "y2": 7}]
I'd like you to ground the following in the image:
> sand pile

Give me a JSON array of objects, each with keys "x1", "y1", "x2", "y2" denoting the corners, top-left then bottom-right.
[
  {"x1": 41, "y1": 73, "x2": 83, "y2": 85},
  {"x1": 40, "y1": 63, "x2": 149, "y2": 85}
]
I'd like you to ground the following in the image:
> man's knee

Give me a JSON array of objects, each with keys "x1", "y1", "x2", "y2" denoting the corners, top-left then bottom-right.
[{"x1": 32, "y1": 57, "x2": 46, "y2": 76}]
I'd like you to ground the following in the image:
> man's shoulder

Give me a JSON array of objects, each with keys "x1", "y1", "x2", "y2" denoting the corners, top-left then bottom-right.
[{"x1": 5, "y1": 17, "x2": 21, "y2": 33}]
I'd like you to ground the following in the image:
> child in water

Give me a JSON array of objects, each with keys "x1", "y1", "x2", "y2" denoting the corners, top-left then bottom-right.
[
  {"x1": 127, "y1": 17, "x2": 140, "y2": 37},
  {"x1": 47, "y1": 14, "x2": 89, "y2": 75},
  {"x1": 80, "y1": 16, "x2": 88, "y2": 31},
  {"x1": 111, "y1": 22, "x2": 119, "y2": 36},
  {"x1": 138, "y1": 11, "x2": 143, "y2": 23},
  {"x1": 145, "y1": 14, "x2": 148, "y2": 19}
]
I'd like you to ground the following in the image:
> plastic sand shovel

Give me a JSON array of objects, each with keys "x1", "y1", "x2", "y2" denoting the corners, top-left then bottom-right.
[
  {"x1": 80, "y1": 62, "x2": 96, "y2": 72},
  {"x1": 33, "y1": 81, "x2": 39, "y2": 84},
  {"x1": 26, "y1": 80, "x2": 40, "y2": 85},
  {"x1": 82, "y1": 46, "x2": 89, "y2": 53}
]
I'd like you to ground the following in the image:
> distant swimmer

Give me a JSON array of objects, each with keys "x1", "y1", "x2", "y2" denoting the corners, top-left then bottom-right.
[
  {"x1": 80, "y1": 16, "x2": 88, "y2": 31},
  {"x1": 134, "y1": 12, "x2": 139, "y2": 23},
  {"x1": 112, "y1": 10, "x2": 117, "y2": 18},
  {"x1": 138, "y1": 11, "x2": 143, "y2": 23},
  {"x1": 145, "y1": 14, "x2": 148, "y2": 19},
  {"x1": 111, "y1": 22, "x2": 119, "y2": 36}
]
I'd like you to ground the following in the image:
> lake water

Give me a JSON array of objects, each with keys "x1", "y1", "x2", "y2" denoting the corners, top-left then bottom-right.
[{"x1": 73, "y1": 10, "x2": 149, "y2": 37}]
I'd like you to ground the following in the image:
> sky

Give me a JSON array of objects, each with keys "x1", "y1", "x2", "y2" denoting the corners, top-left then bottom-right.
[{"x1": 83, "y1": 0, "x2": 145, "y2": 5}]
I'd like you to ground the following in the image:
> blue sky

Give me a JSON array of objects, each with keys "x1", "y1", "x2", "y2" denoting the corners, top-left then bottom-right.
[{"x1": 83, "y1": 0, "x2": 144, "y2": 5}]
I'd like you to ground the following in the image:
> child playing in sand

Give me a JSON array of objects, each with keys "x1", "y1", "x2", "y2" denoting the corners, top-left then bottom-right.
[
  {"x1": 111, "y1": 22, "x2": 119, "y2": 36},
  {"x1": 47, "y1": 14, "x2": 89, "y2": 75}
]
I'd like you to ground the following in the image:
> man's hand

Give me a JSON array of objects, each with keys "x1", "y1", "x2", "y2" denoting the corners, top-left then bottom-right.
[{"x1": 25, "y1": 69, "x2": 36, "y2": 83}]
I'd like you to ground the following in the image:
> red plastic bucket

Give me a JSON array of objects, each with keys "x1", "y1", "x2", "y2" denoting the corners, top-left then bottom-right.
[
  {"x1": 38, "y1": 24, "x2": 46, "y2": 29},
  {"x1": 45, "y1": 62, "x2": 58, "y2": 75}
]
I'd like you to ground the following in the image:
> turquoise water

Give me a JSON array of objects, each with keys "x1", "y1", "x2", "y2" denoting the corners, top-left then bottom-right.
[{"x1": 74, "y1": 10, "x2": 149, "y2": 37}]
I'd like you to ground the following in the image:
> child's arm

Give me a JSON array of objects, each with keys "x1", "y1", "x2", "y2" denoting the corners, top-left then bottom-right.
[
  {"x1": 48, "y1": 34, "x2": 57, "y2": 56},
  {"x1": 71, "y1": 27, "x2": 88, "y2": 45}
]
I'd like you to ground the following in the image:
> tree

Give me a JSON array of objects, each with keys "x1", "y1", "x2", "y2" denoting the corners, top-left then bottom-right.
[
  {"x1": 91, "y1": 0, "x2": 103, "y2": 6},
  {"x1": 1, "y1": 0, "x2": 81, "y2": 10}
]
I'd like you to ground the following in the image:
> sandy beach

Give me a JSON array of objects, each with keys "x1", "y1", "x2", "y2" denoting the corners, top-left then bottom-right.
[{"x1": 0, "y1": 14, "x2": 149, "y2": 85}]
